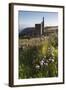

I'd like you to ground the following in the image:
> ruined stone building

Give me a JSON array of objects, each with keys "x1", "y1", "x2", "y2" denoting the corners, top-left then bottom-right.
[
  {"x1": 35, "y1": 17, "x2": 44, "y2": 36},
  {"x1": 19, "y1": 17, "x2": 58, "y2": 38}
]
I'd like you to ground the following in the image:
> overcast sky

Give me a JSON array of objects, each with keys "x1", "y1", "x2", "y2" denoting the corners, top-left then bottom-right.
[{"x1": 18, "y1": 11, "x2": 58, "y2": 31}]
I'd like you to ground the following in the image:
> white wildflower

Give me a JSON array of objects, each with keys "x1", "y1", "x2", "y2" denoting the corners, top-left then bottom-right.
[
  {"x1": 52, "y1": 59, "x2": 54, "y2": 62},
  {"x1": 49, "y1": 58, "x2": 52, "y2": 61},
  {"x1": 40, "y1": 59, "x2": 44, "y2": 66},
  {"x1": 40, "y1": 61, "x2": 44, "y2": 66},
  {"x1": 35, "y1": 65, "x2": 40, "y2": 69},
  {"x1": 45, "y1": 63, "x2": 48, "y2": 66}
]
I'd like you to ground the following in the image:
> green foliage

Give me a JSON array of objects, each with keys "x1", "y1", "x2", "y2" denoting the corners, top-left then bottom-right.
[
  {"x1": 49, "y1": 33, "x2": 58, "y2": 48},
  {"x1": 19, "y1": 33, "x2": 58, "y2": 79}
]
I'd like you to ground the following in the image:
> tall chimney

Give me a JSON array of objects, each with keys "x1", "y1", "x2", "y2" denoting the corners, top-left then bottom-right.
[{"x1": 41, "y1": 17, "x2": 44, "y2": 35}]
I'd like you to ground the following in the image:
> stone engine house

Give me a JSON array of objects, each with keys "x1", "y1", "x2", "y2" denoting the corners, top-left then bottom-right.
[
  {"x1": 19, "y1": 17, "x2": 58, "y2": 38},
  {"x1": 35, "y1": 17, "x2": 44, "y2": 36}
]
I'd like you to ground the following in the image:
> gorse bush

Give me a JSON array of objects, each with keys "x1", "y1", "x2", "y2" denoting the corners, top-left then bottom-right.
[{"x1": 19, "y1": 33, "x2": 58, "y2": 79}]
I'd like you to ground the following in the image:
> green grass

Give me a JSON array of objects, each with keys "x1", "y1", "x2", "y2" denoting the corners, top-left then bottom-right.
[{"x1": 19, "y1": 33, "x2": 58, "y2": 79}]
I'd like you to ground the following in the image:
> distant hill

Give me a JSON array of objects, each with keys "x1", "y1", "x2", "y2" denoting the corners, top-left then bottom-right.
[
  {"x1": 19, "y1": 27, "x2": 35, "y2": 37},
  {"x1": 45, "y1": 26, "x2": 58, "y2": 30},
  {"x1": 19, "y1": 26, "x2": 58, "y2": 38},
  {"x1": 44, "y1": 26, "x2": 58, "y2": 33}
]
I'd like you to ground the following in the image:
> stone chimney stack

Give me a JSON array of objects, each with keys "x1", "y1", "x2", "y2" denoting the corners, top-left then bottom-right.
[{"x1": 42, "y1": 17, "x2": 44, "y2": 35}]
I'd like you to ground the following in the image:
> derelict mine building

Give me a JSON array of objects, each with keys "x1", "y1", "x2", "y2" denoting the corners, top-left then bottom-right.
[
  {"x1": 35, "y1": 17, "x2": 44, "y2": 36},
  {"x1": 19, "y1": 17, "x2": 58, "y2": 38}
]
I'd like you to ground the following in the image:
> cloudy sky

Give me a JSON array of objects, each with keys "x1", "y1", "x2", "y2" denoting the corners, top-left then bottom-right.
[{"x1": 18, "y1": 11, "x2": 58, "y2": 31}]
